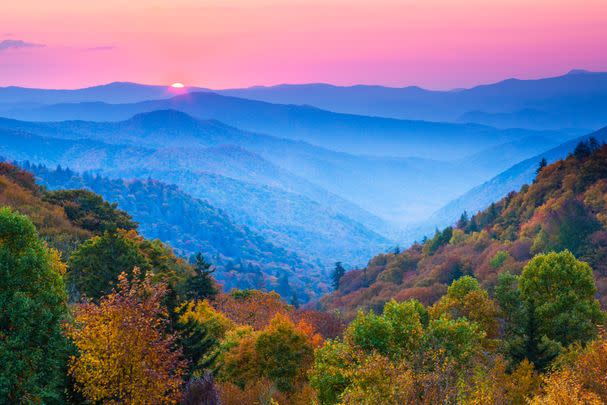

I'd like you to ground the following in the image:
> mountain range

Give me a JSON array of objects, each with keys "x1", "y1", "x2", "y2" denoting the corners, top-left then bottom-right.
[{"x1": 3, "y1": 69, "x2": 604, "y2": 131}]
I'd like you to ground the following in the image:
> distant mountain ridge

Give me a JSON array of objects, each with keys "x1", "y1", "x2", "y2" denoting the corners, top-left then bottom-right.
[
  {"x1": 0, "y1": 110, "x2": 569, "y2": 225},
  {"x1": 0, "y1": 90, "x2": 574, "y2": 160},
  {"x1": 216, "y1": 70, "x2": 607, "y2": 130},
  {"x1": 0, "y1": 120, "x2": 394, "y2": 270}
]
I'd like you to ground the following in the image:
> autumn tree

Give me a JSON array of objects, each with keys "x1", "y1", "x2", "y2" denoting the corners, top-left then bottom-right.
[
  {"x1": 67, "y1": 271, "x2": 186, "y2": 403},
  {"x1": 255, "y1": 313, "x2": 315, "y2": 392},
  {"x1": 430, "y1": 276, "x2": 499, "y2": 339},
  {"x1": 0, "y1": 208, "x2": 69, "y2": 403}
]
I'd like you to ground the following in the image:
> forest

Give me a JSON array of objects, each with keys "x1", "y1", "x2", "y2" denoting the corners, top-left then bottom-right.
[{"x1": 2, "y1": 141, "x2": 607, "y2": 404}]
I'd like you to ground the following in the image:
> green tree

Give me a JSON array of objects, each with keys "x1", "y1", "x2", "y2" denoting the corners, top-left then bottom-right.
[
  {"x1": 176, "y1": 316, "x2": 219, "y2": 377},
  {"x1": 331, "y1": 262, "x2": 346, "y2": 291},
  {"x1": 254, "y1": 314, "x2": 314, "y2": 393},
  {"x1": 186, "y1": 253, "x2": 217, "y2": 301},
  {"x1": 67, "y1": 231, "x2": 148, "y2": 300},
  {"x1": 519, "y1": 251, "x2": 604, "y2": 347},
  {"x1": 497, "y1": 251, "x2": 604, "y2": 369},
  {"x1": 0, "y1": 207, "x2": 69, "y2": 403},
  {"x1": 346, "y1": 310, "x2": 393, "y2": 355},
  {"x1": 309, "y1": 340, "x2": 352, "y2": 405}
]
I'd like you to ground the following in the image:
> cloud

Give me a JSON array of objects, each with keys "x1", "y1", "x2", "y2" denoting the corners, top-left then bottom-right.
[
  {"x1": 0, "y1": 39, "x2": 45, "y2": 51},
  {"x1": 84, "y1": 45, "x2": 115, "y2": 52}
]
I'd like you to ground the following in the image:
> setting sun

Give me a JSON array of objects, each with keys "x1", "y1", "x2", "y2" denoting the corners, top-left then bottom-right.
[{"x1": 170, "y1": 82, "x2": 185, "y2": 88}]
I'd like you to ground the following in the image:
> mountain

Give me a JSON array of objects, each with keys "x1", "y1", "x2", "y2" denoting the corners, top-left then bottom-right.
[
  {"x1": 0, "y1": 110, "x2": 568, "y2": 226},
  {"x1": 0, "y1": 81, "x2": 208, "y2": 105},
  {"x1": 318, "y1": 140, "x2": 607, "y2": 317},
  {"x1": 24, "y1": 163, "x2": 329, "y2": 300},
  {"x1": 0, "y1": 124, "x2": 393, "y2": 269},
  {"x1": 0, "y1": 92, "x2": 573, "y2": 160},
  {"x1": 217, "y1": 70, "x2": 607, "y2": 130},
  {"x1": 426, "y1": 126, "x2": 607, "y2": 232}
]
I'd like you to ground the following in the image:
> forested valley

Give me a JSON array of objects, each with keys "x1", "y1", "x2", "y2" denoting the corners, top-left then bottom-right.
[{"x1": 4, "y1": 140, "x2": 607, "y2": 404}]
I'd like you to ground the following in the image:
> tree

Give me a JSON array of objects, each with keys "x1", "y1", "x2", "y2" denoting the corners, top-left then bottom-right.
[
  {"x1": 519, "y1": 251, "x2": 604, "y2": 347},
  {"x1": 67, "y1": 231, "x2": 148, "y2": 300},
  {"x1": 255, "y1": 314, "x2": 315, "y2": 393},
  {"x1": 430, "y1": 276, "x2": 499, "y2": 339},
  {"x1": 573, "y1": 140, "x2": 592, "y2": 160},
  {"x1": 182, "y1": 372, "x2": 221, "y2": 405},
  {"x1": 0, "y1": 208, "x2": 69, "y2": 403},
  {"x1": 309, "y1": 340, "x2": 352, "y2": 405},
  {"x1": 457, "y1": 211, "x2": 469, "y2": 229},
  {"x1": 186, "y1": 253, "x2": 218, "y2": 301},
  {"x1": 536, "y1": 157, "x2": 547, "y2": 176},
  {"x1": 66, "y1": 271, "x2": 186, "y2": 403},
  {"x1": 338, "y1": 353, "x2": 415, "y2": 405},
  {"x1": 498, "y1": 251, "x2": 604, "y2": 369},
  {"x1": 331, "y1": 262, "x2": 346, "y2": 291},
  {"x1": 176, "y1": 315, "x2": 219, "y2": 377}
]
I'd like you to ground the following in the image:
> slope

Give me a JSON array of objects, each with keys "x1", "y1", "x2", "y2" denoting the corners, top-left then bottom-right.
[{"x1": 319, "y1": 140, "x2": 607, "y2": 318}]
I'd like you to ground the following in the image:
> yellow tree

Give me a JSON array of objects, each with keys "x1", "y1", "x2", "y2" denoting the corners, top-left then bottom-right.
[{"x1": 67, "y1": 270, "x2": 186, "y2": 404}]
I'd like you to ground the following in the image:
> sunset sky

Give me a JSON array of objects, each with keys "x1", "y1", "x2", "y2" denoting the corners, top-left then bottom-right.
[{"x1": 2, "y1": 0, "x2": 606, "y2": 89}]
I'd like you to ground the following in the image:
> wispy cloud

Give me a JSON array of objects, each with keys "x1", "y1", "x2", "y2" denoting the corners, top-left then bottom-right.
[
  {"x1": 84, "y1": 45, "x2": 115, "y2": 52},
  {"x1": 0, "y1": 39, "x2": 45, "y2": 51}
]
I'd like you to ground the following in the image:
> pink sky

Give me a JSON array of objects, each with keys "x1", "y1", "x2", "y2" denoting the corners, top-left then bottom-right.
[{"x1": 1, "y1": 0, "x2": 606, "y2": 90}]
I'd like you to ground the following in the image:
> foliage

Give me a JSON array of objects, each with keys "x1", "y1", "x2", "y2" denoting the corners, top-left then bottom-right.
[
  {"x1": 0, "y1": 208, "x2": 69, "y2": 403},
  {"x1": 66, "y1": 271, "x2": 186, "y2": 404},
  {"x1": 519, "y1": 251, "x2": 604, "y2": 347},
  {"x1": 44, "y1": 188, "x2": 137, "y2": 234},
  {"x1": 321, "y1": 144, "x2": 607, "y2": 318},
  {"x1": 67, "y1": 230, "x2": 148, "y2": 300}
]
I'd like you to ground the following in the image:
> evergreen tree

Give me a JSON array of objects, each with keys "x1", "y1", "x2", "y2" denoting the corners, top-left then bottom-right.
[
  {"x1": 331, "y1": 262, "x2": 346, "y2": 290},
  {"x1": 456, "y1": 211, "x2": 469, "y2": 229},
  {"x1": 290, "y1": 292, "x2": 300, "y2": 309},
  {"x1": 536, "y1": 157, "x2": 547, "y2": 176},
  {"x1": 0, "y1": 208, "x2": 69, "y2": 402},
  {"x1": 176, "y1": 316, "x2": 219, "y2": 377},
  {"x1": 186, "y1": 253, "x2": 218, "y2": 301},
  {"x1": 573, "y1": 140, "x2": 592, "y2": 160}
]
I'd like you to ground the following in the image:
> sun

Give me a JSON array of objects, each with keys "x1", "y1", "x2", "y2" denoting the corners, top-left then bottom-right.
[{"x1": 170, "y1": 82, "x2": 185, "y2": 88}]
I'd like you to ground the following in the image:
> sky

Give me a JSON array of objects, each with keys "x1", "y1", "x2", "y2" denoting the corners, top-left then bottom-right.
[{"x1": 1, "y1": 0, "x2": 607, "y2": 90}]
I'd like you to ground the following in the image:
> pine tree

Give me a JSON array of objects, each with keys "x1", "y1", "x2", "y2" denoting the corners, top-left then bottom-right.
[
  {"x1": 331, "y1": 261, "x2": 346, "y2": 290},
  {"x1": 456, "y1": 211, "x2": 469, "y2": 229},
  {"x1": 536, "y1": 157, "x2": 547, "y2": 176},
  {"x1": 186, "y1": 253, "x2": 218, "y2": 301},
  {"x1": 176, "y1": 316, "x2": 219, "y2": 376}
]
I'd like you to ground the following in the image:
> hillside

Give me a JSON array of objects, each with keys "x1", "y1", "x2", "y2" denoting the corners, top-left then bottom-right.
[
  {"x1": 426, "y1": 126, "x2": 607, "y2": 232},
  {"x1": 25, "y1": 163, "x2": 334, "y2": 298},
  {"x1": 319, "y1": 140, "x2": 607, "y2": 318},
  {"x1": 0, "y1": 125, "x2": 393, "y2": 268},
  {"x1": 0, "y1": 111, "x2": 568, "y2": 224}
]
